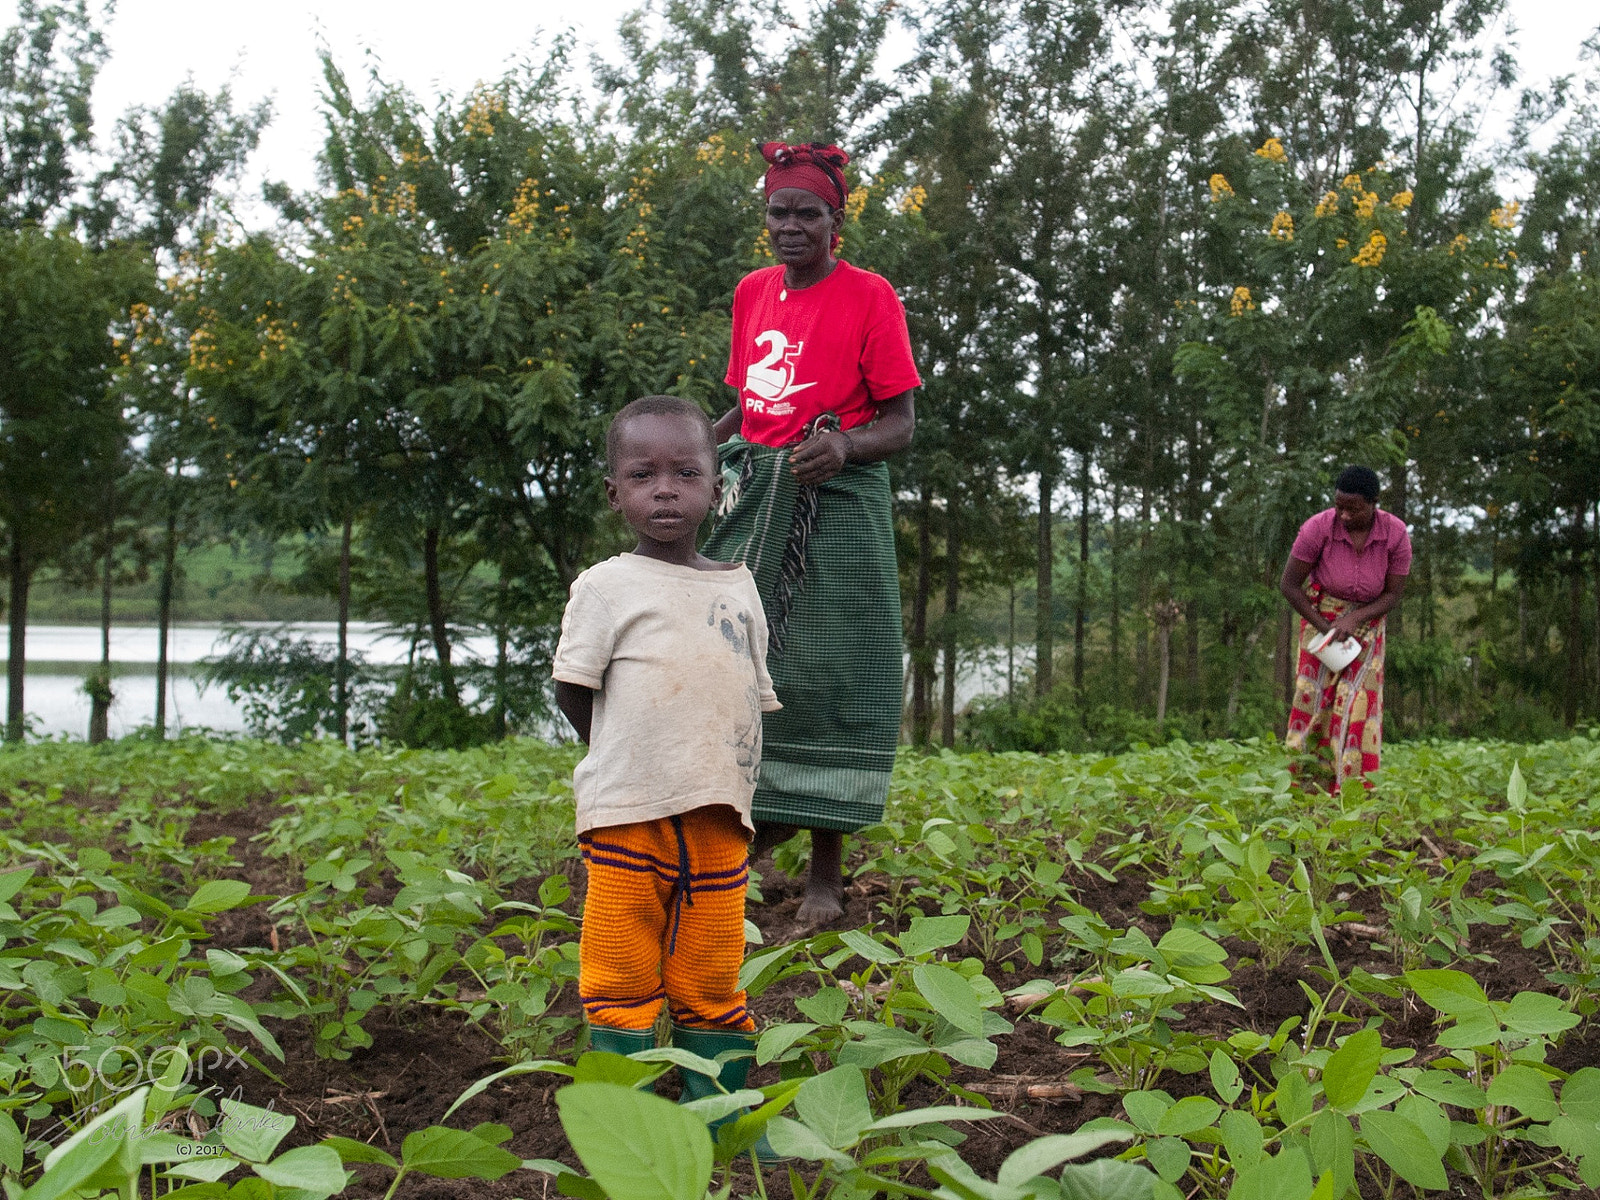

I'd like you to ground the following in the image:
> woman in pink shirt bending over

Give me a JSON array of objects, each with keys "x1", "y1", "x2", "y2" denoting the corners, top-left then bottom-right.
[{"x1": 1278, "y1": 465, "x2": 1412, "y2": 790}]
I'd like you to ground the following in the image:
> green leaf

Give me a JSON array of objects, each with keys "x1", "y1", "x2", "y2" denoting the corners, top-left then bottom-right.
[
  {"x1": 757, "y1": 1023, "x2": 818, "y2": 1064},
  {"x1": 1395, "y1": 1095, "x2": 1450, "y2": 1156},
  {"x1": 30, "y1": 1087, "x2": 147, "y2": 1200},
  {"x1": 1209, "y1": 1049, "x2": 1243, "y2": 1105},
  {"x1": 1219, "y1": 1109, "x2": 1264, "y2": 1169},
  {"x1": 795, "y1": 1065, "x2": 875, "y2": 1149},
  {"x1": 1309, "y1": 1109, "x2": 1355, "y2": 1200},
  {"x1": 0, "y1": 1110, "x2": 22, "y2": 1174},
  {"x1": 252, "y1": 1145, "x2": 347, "y2": 1196},
  {"x1": 1501, "y1": 991, "x2": 1581, "y2": 1038},
  {"x1": 1360, "y1": 1110, "x2": 1448, "y2": 1190},
  {"x1": 794, "y1": 986, "x2": 847, "y2": 1025},
  {"x1": 1486, "y1": 1064, "x2": 1559, "y2": 1121},
  {"x1": 764, "y1": 1117, "x2": 854, "y2": 1168},
  {"x1": 1561, "y1": 1067, "x2": 1600, "y2": 1122},
  {"x1": 0, "y1": 869, "x2": 33, "y2": 905},
  {"x1": 838, "y1": 928, "x2": 900, "y2": 965},
  {"x1": 899, "y1": 914, "x2": 971, "y2": 957},
  {"x1": 1058, "y1": 1158, "x2": 1160, "y2": 1200},
  {"x1": 187, "y1": 880, "x2": 254, "y2": 913},
  {"x1": 217, "y1": 1099, "x2": 295, "y2": 1162},
  {"x1": 574, "y1": 1050, "x2": 668, "y2": 1088},
  {"x1": 1405, "y1": 970, "x2": 1488, "y2": 1015},
  {"x1": 914, "y1": 962, "x2": 987, "y2": 1036},
  {"x1": 320, "y1": 1136, "x2": 398, "y2": 1169},
  {"x1": 1155, "y1": 1097, "x2": 1220, "y2": 1137},
  {"x1": 399, "y1": 1127, "x2": 521, "y2": 1180},
  {"x1": 558, "y1": 1083, "x2": 713, "y2": 1200},
  {"x1": 1506, "y1": 761, "x2": 1527, "y2": 810},
  {"x1": 1122, "y1": 1091, "x2": 1172, "y2": 1135},
  {"x1": 996, "y1": 1130, "x2": 1135, "y2": 1188},
  {"x1": 738, "y1": 941, "x2": 801, "y2": 993},
  {"x1": 1406, "y1": 1070, "x2": 1486, "y2": 1110},
  {"x1": 866, "y1": 1106, "x2": 1007, "y2": 1132},
  {"x1": 1229, "y1": 1150, "x2": 1314, "y2": 1200},
  {"x1": 1144, "y1": 1137, "x2": 1190, "y2": 1183},
  {"x1": 1322, "y1": 1029, "x2": 1383, "y2": 1112}
]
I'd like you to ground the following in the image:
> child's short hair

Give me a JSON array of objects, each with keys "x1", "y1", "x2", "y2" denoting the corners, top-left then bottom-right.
[{"x1": 606, "y1": 396, "x2": 717, "y2": 473}]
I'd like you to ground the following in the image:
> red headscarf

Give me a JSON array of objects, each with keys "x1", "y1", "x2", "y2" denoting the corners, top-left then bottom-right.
[{"x1": 761, "y1": 142, "x2": 850, "y2": 209}]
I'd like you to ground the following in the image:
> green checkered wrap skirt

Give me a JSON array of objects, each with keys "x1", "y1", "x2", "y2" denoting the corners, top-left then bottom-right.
[{"x1": 703, "y1": 437, "x2": 903, "y2": 833}]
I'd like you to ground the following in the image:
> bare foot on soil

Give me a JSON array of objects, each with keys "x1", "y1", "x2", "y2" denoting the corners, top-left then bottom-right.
[
  {"x1": 795, "y1": 830, "x2": 845, "y2": 929},
  {"x1": 795, "y1": 881, "x2": 845, "y2": 928}
]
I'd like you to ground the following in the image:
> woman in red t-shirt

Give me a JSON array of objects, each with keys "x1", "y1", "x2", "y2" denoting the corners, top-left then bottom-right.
[
  {"x1": 1279, "y1": 465, "x2": 1411, "y2": 790},
  {"x1": 705, "y1": 142, "x2": 919, "y2": 927}
]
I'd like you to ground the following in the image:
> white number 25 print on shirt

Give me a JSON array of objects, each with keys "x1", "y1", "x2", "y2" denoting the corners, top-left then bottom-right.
[{"x1": 743, "y1": 329, "x2": 816, "y2": 416}]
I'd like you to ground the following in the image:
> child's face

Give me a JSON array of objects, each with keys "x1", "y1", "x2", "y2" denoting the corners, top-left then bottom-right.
[{"x1": 605, "y1": 413, "x2": 721, "y2": 556}]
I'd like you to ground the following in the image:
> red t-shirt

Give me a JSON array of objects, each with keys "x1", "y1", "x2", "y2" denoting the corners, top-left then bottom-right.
[{"x1": 724, "y1": 261, "x2": 922, "y2": 447}]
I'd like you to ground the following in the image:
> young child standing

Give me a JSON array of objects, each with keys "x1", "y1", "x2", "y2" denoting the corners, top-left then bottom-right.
[{"x1": 552, "y1": 395, "x2": 780, "y2": 1100}]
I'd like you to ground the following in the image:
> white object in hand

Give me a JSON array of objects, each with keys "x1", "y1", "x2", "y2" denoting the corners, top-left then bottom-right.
[{"x1": 1309, "y1": 627, "x2": 1363, "y2": 672}]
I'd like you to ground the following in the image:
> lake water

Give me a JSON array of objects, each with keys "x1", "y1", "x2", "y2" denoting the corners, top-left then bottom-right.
[
  {"x1": 4, "y1": 623, "x2": 497, "y2": 740},
  {"x1": 5, "y1": 622, "x2": 1023, "y2": 741}
]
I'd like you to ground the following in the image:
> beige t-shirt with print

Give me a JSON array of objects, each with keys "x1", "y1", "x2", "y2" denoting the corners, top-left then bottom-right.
[{"x1": 552, "y1": 553, "x2": 781, "y2": 836}]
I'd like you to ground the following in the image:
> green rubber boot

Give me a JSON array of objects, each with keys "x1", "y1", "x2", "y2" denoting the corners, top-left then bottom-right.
[
  {"x1": 671, "y1": 1025, "x2": 783, "y2": 1163},
  {"x1": 586, "y1": 1023, "x2": 656, "y2": 1056}
]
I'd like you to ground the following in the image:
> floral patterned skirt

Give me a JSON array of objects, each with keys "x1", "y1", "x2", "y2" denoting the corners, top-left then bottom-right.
[{"x1": 1284, "y1": 590, "x2": 1386, "y2": 791}]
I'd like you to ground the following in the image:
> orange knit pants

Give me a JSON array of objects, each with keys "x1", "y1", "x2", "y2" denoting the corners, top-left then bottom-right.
[{"x1": 578, "y1": 805, "x2": 755, "y2": 1032}]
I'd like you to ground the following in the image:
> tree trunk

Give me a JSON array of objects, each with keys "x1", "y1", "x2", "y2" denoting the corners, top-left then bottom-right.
[
  {"x1": 1185, "y1": 600, "x2": 1201, "y2": 698},
  {"x1": 154, "y1": 509, "x2": 177, "y2": 740},
  {"x1": 1593, "y1": 500, "x2": 1599, "y2": 711},
  {"x1": 1156, "y1": 619, "x2": 1173, "y2": 725},
  {"x1": 1136, "y1": 485, "x2": 1151, "y2": 701},
  {"x1": 941, "y1": 496, "x2": 960, "y2": 748},
  {"x1": 1036, "y1": 467, "x2": 1054, "y2": 696},
  {"x1": 90, "y1": 493, "x2": 114, "y2": 744},
  {"x1": 6, "y1": 535, "x2": 29, "y2": 744},
  {"x1": 423, "y1": 525, "x2": 459, "y2": 705},
  {"x1": 336, "y1": 514, "x2": 352, "y2": 744},
  {"x1": 1567, "y1": 518, "x2": 1584, "y2": 727},
  {"x1": 1073, "y1": 451, "x2": 1090, "y2": 697},
  {"x1": 1007, "y1": 585, "x2": 1016, "y2": 708},
  {"x1": 911, "y1": 489, "x2": 933, "y2": 746},
  {"x1": 1109, "y1": 483, "x2": 1121, "y2": 699},
  {"x1": 1226, "y1": 617, "x2": 1270, "y2": 727}
]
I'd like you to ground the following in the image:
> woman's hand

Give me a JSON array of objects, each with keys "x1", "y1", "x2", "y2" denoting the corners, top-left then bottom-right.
[
  {"x1": 1330, "y1": 611, "x2": 1363, "y2": 641},
  {"x1": 789, "y1": 429, "x2": 850, "y2": 485}
]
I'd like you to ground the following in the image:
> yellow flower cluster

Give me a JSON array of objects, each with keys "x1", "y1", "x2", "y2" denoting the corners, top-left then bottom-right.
[
  {"x1": 1313, "y1": 191, "x2": 1339, "y2": 218},
  {"x1": 895, "y1": 185, "x2": 926, "y2": 216},
  {"x1": 463, "y1": 86, "x2": 506, "y2": 137},
  {"x1": 1254, "y1": 137, "x2": 1286, "y2": 162},
  {"x1": 1209, "y1": 174, "x2": 1234, "y2": 201},
  {"x1": 1341, "y1": 174, "x2": 1363, "y2": 190},
  {"x1": 1351, "y1": 229, "x2": 1386, "y2": 267},
  {"x1": 342, "y1": 213, "x2": 365, "y2": 234},
  {"x1": 695, "y1": 133, "x2": 728, "y2": 165},
  {"x1": 1230, "y1": 285, "x2": 1255, "y2": 316},
  {"x1": 1269, "y1": 211, "x2": 1294, "y2": 241},
  {"x1": 1448, "y1": 232, "x2": 1469, "y2": 255},
  {"x1": 256, "y1": 320, "x2": 289, "y2": 361},
  {"x1": 1490, "y1": 200, "x2": 1520, "y2": 229},
  {"x1": 754, "y1": 228, "x2": 774, "y2": 261},
  {"x1": 1353, "y1": 189, "x2": 1380, "y2": 219},
  {"x1": 1390, "y1": 190, "x2": 1413, "y2": 209}
]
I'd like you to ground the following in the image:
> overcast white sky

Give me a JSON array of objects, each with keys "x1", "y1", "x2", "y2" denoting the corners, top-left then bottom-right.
[{"x1": 4, "y1": 0, "x2": 1595, "y2": 224}]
